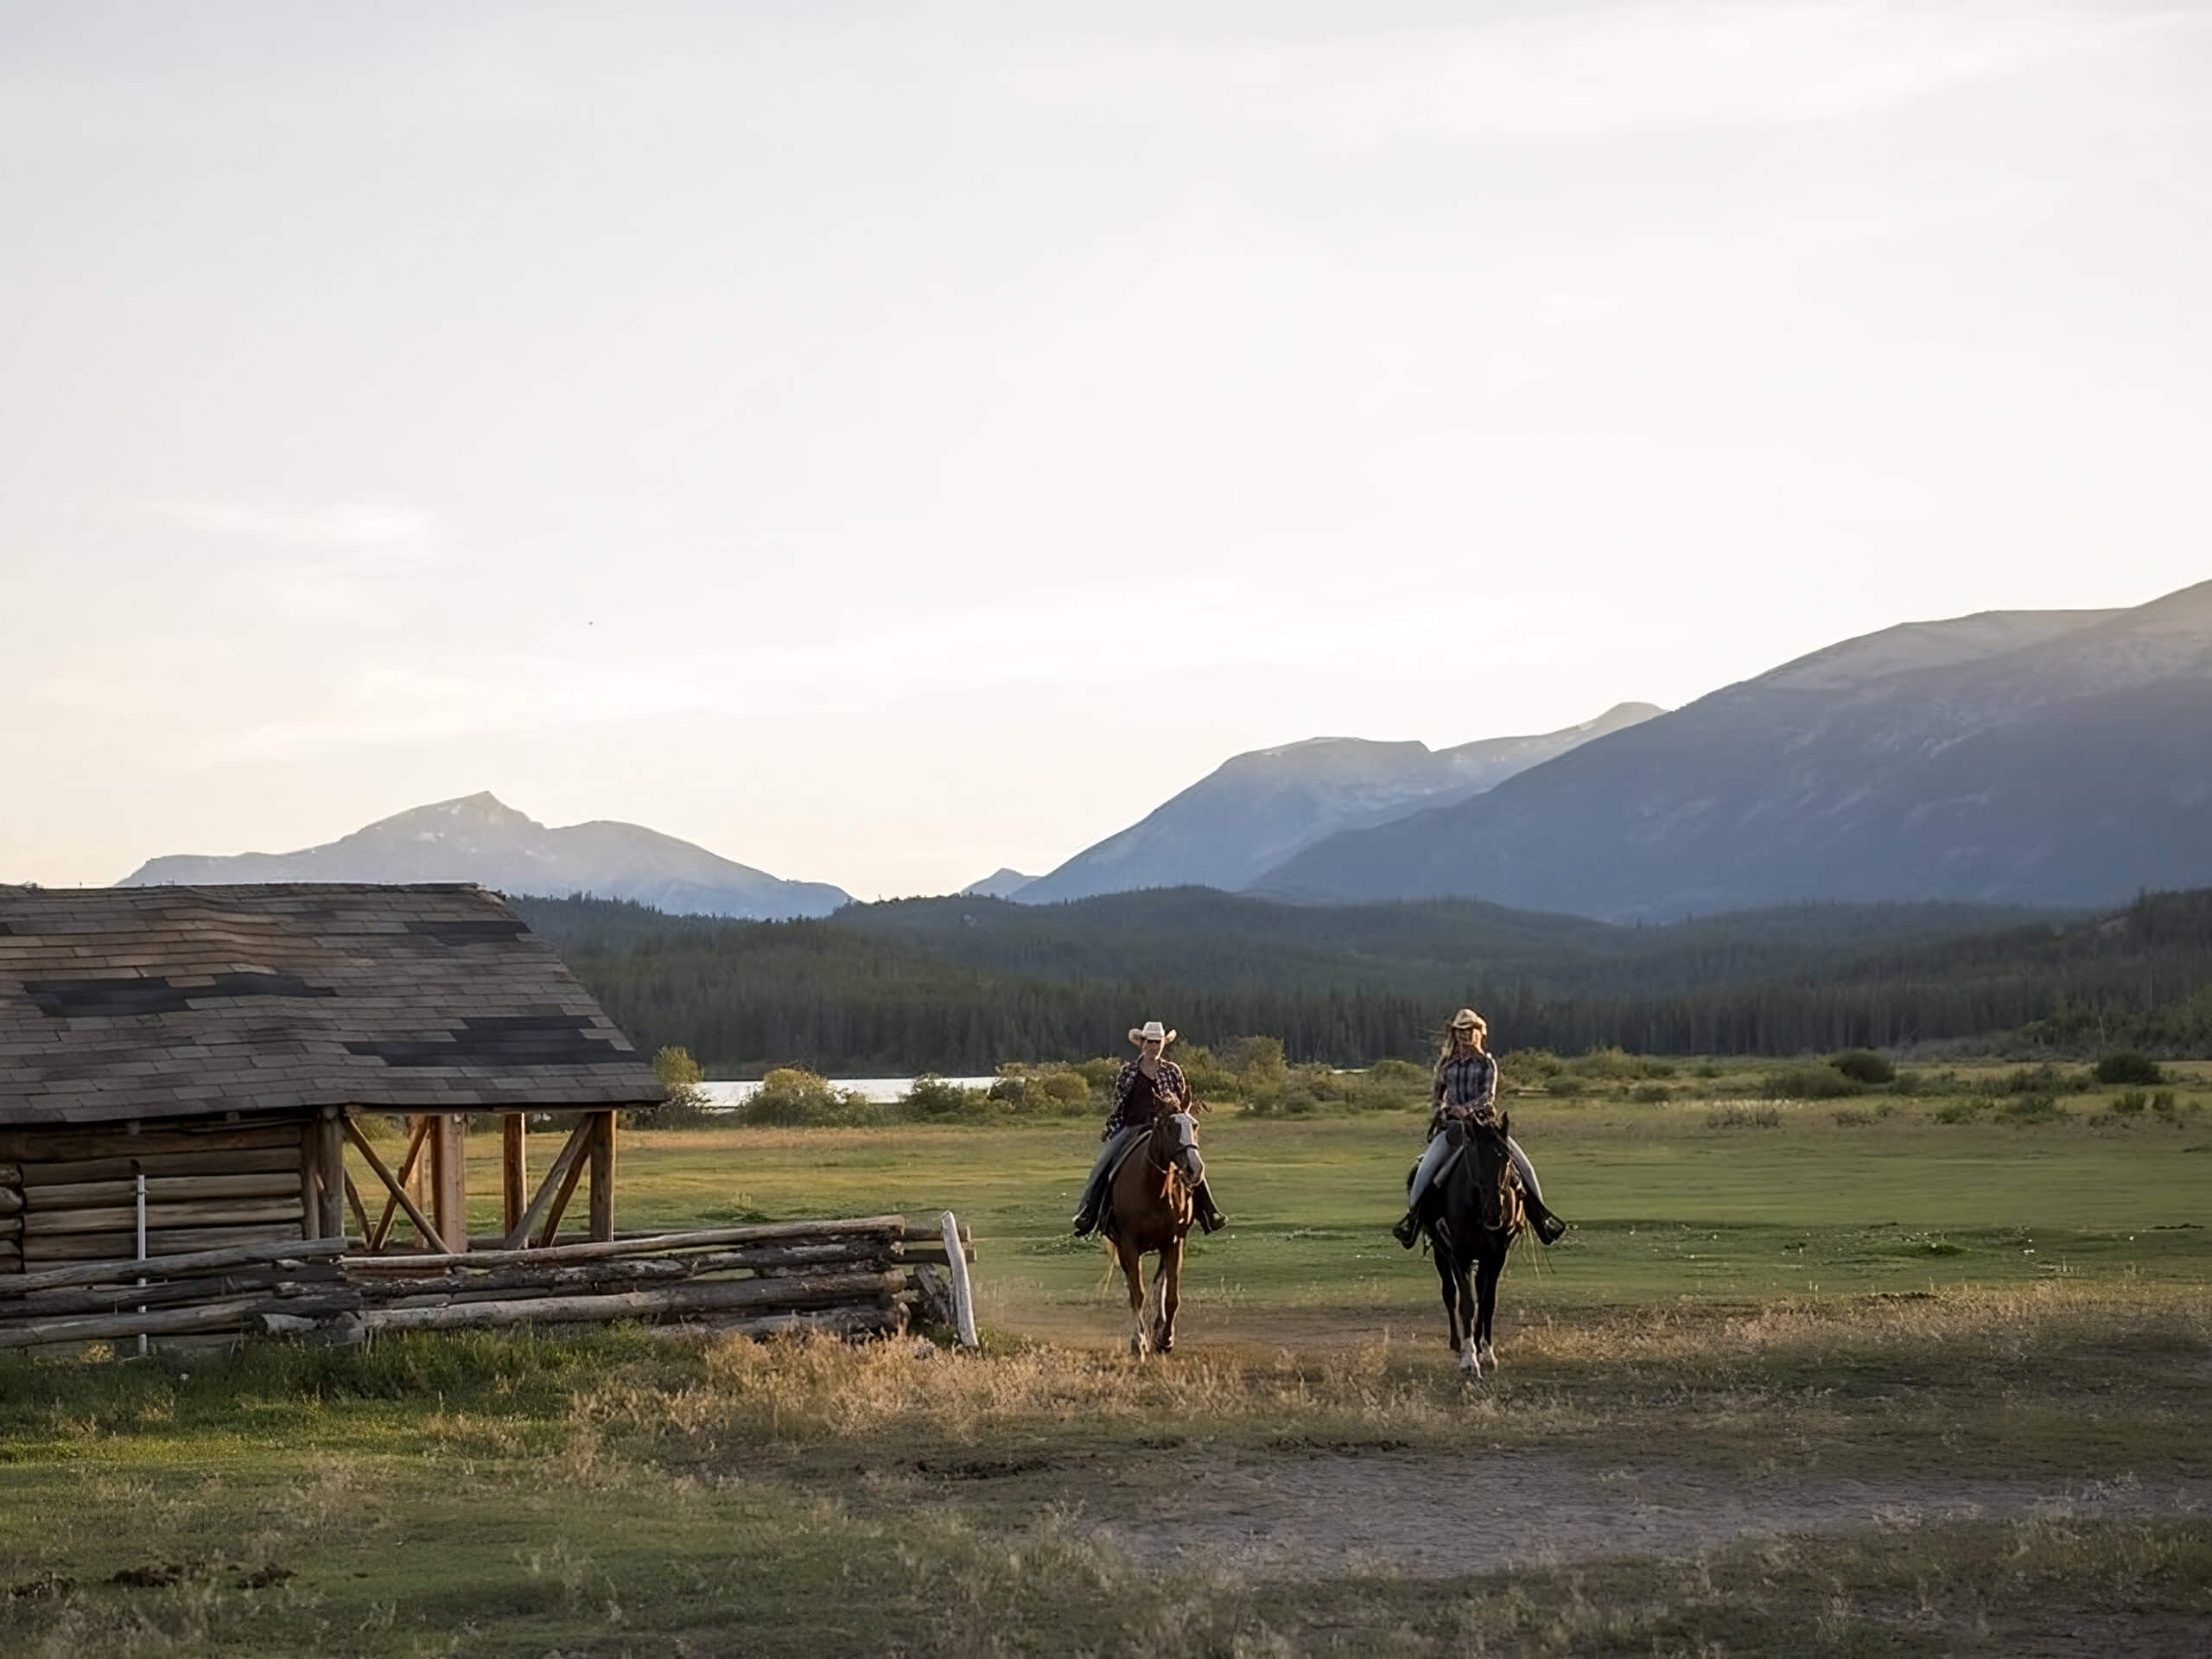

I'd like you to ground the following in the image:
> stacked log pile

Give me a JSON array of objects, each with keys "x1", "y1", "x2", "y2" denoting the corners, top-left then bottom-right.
[
  {"x1": 0, "y1": 1216, "x2": 976, "y2": 1351},
  {"x1": 0, "y1": 1238, "x2": 353, "y2": 1350}
]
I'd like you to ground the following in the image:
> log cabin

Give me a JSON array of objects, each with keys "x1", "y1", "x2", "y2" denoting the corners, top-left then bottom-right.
[{"x1": 0, "y1": 883, "x2": 665, "y2": 1275}]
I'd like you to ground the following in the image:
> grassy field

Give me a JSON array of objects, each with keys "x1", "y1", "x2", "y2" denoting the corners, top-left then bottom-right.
[{"x1": 3, "y1": 1087, "x2": 2209, "y2": 1655}]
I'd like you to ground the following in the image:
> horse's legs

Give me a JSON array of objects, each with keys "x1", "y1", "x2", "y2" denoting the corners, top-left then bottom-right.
[
  {"x1": 1473, "y1": 1248, "x2": 1504, "y2": 1370},
  {"x1": 1455, "y1": 1253, "x2": 1483, "y2": 1379},
  {"x1": 1116, "y1": 1240, "x2": 1150, "y2": 1357},
  {"x1": 1153, "y1": 1236, "x2": 1183, "y2": 1354},
  {"x1": 1433, "y1": 1243, "x2": 1463, "y2": 1351}
]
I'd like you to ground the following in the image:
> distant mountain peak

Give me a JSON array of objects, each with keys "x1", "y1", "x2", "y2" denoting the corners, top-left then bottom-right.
[
  {"x1": 1014, "y1": 702, "x2": 1663, "y2": 905},
  {"x1": 118, "y1": 795, "x2": 852, "y2": 921},
  {"x1": 960, "y1": 868, "x2": 1037, "y2": 899}
]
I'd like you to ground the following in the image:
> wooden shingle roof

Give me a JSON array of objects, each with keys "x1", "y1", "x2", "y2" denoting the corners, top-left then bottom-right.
[{"x1": 0, "y1": 883, "x2": 666, "y2": 1126}]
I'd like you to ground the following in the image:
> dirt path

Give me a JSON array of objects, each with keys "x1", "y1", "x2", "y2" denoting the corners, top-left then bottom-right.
[{"x1": 1092, "y1": 1448, "x2": 2212, "y2": 1577}]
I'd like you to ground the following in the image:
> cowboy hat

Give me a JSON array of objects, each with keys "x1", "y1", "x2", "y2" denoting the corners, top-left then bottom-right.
[
  {"x1": 1449, "y1": 1007, "x2": 1487, "y2": 1032},
  {"x1": 1127, "y1": 1020, "x2": 1178, "y2": 1047}
]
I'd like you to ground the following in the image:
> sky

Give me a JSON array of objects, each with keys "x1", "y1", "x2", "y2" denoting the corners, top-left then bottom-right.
[{"x1": 4, "y1": 1, "x2": 2209, "y2": 898}]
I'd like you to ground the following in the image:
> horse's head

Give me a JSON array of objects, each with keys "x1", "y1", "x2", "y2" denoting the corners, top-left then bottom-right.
[
  {"x1": 1466, "y1": 1116, "x2": 1515, "y2": 1233},
  {"x1": 1153, "y1": 1104, "x2": 1205, "y2": 1188}
]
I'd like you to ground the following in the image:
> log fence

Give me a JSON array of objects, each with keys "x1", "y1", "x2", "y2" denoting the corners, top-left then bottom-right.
[{"x1": 0, "y1": 1216, "x2": 977, "y2": 1353}]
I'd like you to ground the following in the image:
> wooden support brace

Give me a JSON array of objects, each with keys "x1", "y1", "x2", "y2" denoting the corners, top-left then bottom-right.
[
  {"x1": 365, "y1": 1118, "x2": 435, "y2": 1252},
  {"x1": 342, "y1": 1173, "x2": 372, "y2": 1243},
  {"x1": 342, "y1": 1118, "x2": 448, "y2": 1255},
  {"x1": 430, "y1": 1115, "x2": 467, "y2": 1255},
  {"x1": 500, "y1": 1117, "x2": 597, "y2": 1251}
]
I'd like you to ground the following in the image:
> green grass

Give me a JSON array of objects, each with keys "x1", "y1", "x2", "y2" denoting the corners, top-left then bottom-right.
[{"x1": 4, "y1": 1102, "x2": 2207, "y2": 1654}]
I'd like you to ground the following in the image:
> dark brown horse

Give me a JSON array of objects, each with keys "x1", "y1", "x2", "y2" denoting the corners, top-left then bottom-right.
[
  {"x1": 1415, "y1": 1112, "x2": 1524, "y2": 1379},
  {"x1": 1104, "y1": 1096, "x2": 1205, "y2": 1356}
]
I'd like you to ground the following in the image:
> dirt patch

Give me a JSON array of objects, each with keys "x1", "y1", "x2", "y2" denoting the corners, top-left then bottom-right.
[{"x1": 1092, "y1": 1449, "x2": 2212, "y2": 1578}]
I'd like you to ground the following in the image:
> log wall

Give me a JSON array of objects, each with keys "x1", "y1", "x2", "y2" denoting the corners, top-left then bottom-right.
[{"x1": 0, "y1": 1118, "x2": 309, "y2": 1274}]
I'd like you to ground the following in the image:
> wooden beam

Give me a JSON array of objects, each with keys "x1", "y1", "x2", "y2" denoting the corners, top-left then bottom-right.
[
  {"x1": 298, "y1": 1118, "x2": 318, "y2": 1241},
  {"x1": 315, "y1": 1108, "x2": 346, "y2": 1241},
  {"x1": 0, "y1": 1236, "x2": 349, "y2": 1297},
  {"x1": 342, "y1": 1173, "x2": 372, "y2": 1243},
  {"x1": 501, "y1": 1116, "x2": 527, "y2": 1236},
  {"x1": 499, "y1": 1117, "x2": 596, "y2": 1250},
  {"x1": 533, "y1": 1128, "x2": 591, "y2": 1249},
  {"x1": 353, "y1": 1268, "x2": 907, "y2": 1335},
  {"x1": 365, "y1": 1118, "x2": 433, "y2": 1252},
  {"x1": 348, "y1": 1217, "x2": 910, "y2": 1274},
  {"x1": 430, "y1": 1115, "x2": 467, "y2": 1256},
  {"x1": 341, "y1": 1117, "x2": 448, "y2": 1255},
  {"x1": 587, "y1": 1112, "x2": 615, "y2": 1243}
]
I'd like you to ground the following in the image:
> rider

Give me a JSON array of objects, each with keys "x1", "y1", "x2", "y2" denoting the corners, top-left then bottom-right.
[
  {"x1": 1391, "y1": 1007, "x2": 1567, "y2": 1248},
  {"x1": 1071, "y1": 1020, "x2": 1228, "y2": 1236}
]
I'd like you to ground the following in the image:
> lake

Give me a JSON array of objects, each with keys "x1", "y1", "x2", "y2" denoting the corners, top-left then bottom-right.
[{"x1": 697, "y1": 1077, "x2": 996, "y2": 1109}]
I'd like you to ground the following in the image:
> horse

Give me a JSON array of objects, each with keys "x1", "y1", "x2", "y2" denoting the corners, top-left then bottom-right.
[
  {"x1": 1103, "y1": 1096, "x2": 1206, "y2": 1357},
  {"x1": 1414, "y1": 1111, "x2": 1525, "y2": 1380}
]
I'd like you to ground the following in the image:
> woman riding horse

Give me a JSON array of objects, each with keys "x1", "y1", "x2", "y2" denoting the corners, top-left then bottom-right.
[
  {"x1": 1393, "y1": 1008, "x2": 1567, "y2": 1248},
  {"x1": 1071, "y1": 1020, "x2": 1227, "y2": 1236}
]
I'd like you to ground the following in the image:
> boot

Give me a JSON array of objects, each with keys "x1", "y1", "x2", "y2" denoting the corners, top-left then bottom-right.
[
  {"x1": 1192, "y1": 1181, "x2": 1227, "y2": 1235},
  {"x1": 1391, "y1": 1210, "x2": 1421, "y2": 1249},
  {"x1": 1526, "y1": 1196, "x2": 1567, "y2": 1245}
]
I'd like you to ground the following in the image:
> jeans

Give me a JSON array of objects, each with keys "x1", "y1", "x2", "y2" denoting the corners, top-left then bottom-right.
[{"x1": 1407, "y1": 1129, "x2": 1542, "y2": 1210}]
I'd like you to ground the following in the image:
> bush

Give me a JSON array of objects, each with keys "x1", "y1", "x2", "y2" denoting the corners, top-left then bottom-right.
[
  {"x1": 2000, "y1": 1092, "x2": 2063, "y2": 1123},
  {"x1": 1829, "y1": 1049, "x2": 1896, "y2": 1086},
  {"x1": 905, "y1": 1074, "x2": 990, "y2": 1116},
  {"x1": 2152, "y1": 1090, "x2": 2182, "y2": 1119},
  {"x1": 1707, "y1": 1105, "x2": 1781, "y2": 1129},
  {"x1": 2094, "y1": 1052, "x2": 2164, "y2": 1087},
  {"x1": 632, "y1": 1046, "x2": 716, "y2": 1128},
  {"x1": 1983, "y1": 1065, "x2": 2069, "y2": 1097},
  {"x1": 1365, "y1": 1058, "x2": 1427, "y2": 1085},
  {"x1": 1935, "y1": 1099, "x2": 1987, "y2": 1124},
  {"x1": 2110, "y1": 1090, "x2": 2149, "y2": 1116},
  {"x1": 745, "y1": 1067, "x2": 880, "y2": 1127},
  {"x1": 1567, "y1": 1046, "x2": 1644, "y2": 1082},
  {"x1": 984, "y1": 1065, "x2": 1091, "y2": 1116},
  {"x1": 1223, "y1": 1035, "x2": 1289, "y2": 1087},
  {"x1": 1505, "y1": 1047, "x2": 1565, "y2": 1079},
  {"x1": 1761, "y1": 1065, "x2": 1866, "y2": 1101},
  {"x1": 1629, "y1": 1082, "x2": 1671, "y2": 1103}
]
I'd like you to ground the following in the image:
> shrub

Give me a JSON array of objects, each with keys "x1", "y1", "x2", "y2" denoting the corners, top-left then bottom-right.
[
  {"x1": 1982, "y1": 1064, "x2": 2069, "y2": 1097},
  {"x1": 1707, "y1": 1105, "x2": 1781, "y2": 1129},
  {"x1": 1829, "y1": 1049, "x2": 1896, "y2": 1085},
  {"x1": 1504, "y1": 1047, "x2": 1565, "y2": 1079},
  {"x1": 1223, "y1": 1035, "x2": 1289, "y2": 1087},
  {"x1": 1890, "y1": 1070, "x2": 1925, "y2": 1096},
  {"x1": 746, "y1": 1067, "x2": 879, "y2": 1127},
  {"x1": 1073, "y1": 1057, "x2": 1122, "y2": 1094},
  {"x1": 1935, "y1": 1099, "x2": 1988, "y2": 1124},
  {"x1": 1365, "y1": 1057, "x2": 1427, "y2": 1085},
  {"x1": 2094, "y1": 1052, "x2": 2164, "y2": 1087},
  {"x1": 1568, "y1": 1046, "x2": 1643, "y2": 1082},
  {"x1": 1629, "y1": 1082, "x2": 1671, "y2": 1103},
  {"x1": 908, "y1": 1075, "x2": 996, "y2": 1116},
  {"x1": 2000, "y1": 1092, "x2": 2062, "y2": 1123},
  {"x1": 2110, "y1": 1090, "x2": 2148, "y2": 1116},
  {"x1": 2152, "y1": 1090, "x2": 2180, "y2": 1118},
  {"x1": 632, "y1": 1045, "x2": 716, "y2": 1129},
  {"x1": 1693, "y1": 1063, "x2": 1723, "y2": 1080},
  {"x1": 1761, "y1": 1065, "x2": 1865, "y2": 1101},
  {"x1": 985, "y1": 1065, "x2": 1091, "y2": 1116}
]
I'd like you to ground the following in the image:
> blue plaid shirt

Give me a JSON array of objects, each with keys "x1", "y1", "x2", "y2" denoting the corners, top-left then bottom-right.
[{"x1": 1432, "y1": 1052, "x2": 1497, "y2": 1119}]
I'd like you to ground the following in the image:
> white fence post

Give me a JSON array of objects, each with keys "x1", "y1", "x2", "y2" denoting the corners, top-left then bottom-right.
[{"x1": 939, "y1": 1210, "x2": 977, "y2": 1350}]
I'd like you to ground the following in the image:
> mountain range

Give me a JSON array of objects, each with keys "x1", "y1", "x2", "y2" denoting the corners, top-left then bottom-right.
[
  {"x1": 1013, "y1": 702, "x2": 1662, "y2": 904},
  {"x1": 119, "y1": 792, "x2": 852, "y2": 921},
  {"x1": 1260, "y1": 579, "x2": 2212, "y2": 918}
]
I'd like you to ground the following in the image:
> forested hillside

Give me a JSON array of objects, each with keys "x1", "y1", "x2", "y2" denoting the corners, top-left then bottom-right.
[{"x1": 512, "y1": 889, "x2": 2212, "y2": 1074}]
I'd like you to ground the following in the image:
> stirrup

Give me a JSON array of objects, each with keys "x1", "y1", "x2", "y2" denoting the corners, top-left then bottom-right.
[
  {"x1": 1532, "y1": 1211, "x2": 1567, "y2": 1245},
  {"x1": 1391, "y1": 1211, "x2": 1421, "y2": 1249}
]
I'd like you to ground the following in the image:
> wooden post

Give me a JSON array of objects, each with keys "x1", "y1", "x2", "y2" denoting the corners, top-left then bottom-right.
[
  {"x1": 404, "y1": 1116, "x2": 429, "y2": 1239},
  {"x1": 430, "y1": 1115, "x2": 467, "y2": 1256},
  {"x1": 587, "y1": 1112, "x2": 615, "y2": 1242},
  {"x1": 940, "y1": 1211, "x2": 978, "y2": 1349},
  {"x1": 501, "y1": 1116, "x2": 528, "y2": 1236},
  {"x1": 315, "y1": 1107, "x2": 346, "y2": 1241},
  {"x1": 297, "y1": 1119, "x2": 319, "y2": 1239}
]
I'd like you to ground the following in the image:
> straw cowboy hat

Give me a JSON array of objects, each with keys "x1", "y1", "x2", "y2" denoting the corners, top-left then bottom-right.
[
  {"x1": 1450, "y1": 1007, "x2": 1487, "y2": 1034},
  {"x1": 1127, "y1": 1020, "x2": 1178, "y2": 1047}
]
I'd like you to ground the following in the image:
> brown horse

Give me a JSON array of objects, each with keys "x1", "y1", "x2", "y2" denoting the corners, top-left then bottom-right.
[
  {"x1": 1104, "y1": 1096, "x2": 1205, "y2": 1357},
  {"x1": 1416, "y1": 1112, "x2": 1524, "y2": 1380}
]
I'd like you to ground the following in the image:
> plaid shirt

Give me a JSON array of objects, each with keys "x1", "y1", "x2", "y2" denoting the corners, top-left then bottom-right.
[
  {"x1": 1106, "y1": 1058, "x2": 1188, "y2": 1138},
  {"x1": 1432, "y1": 1052, "x2": 1497, "y2": 1120}
]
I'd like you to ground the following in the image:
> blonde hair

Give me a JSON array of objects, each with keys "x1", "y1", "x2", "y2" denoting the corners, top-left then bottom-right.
[{"x1": 1436, "y1": 1009, "x2": 1489, "y2": 1065}]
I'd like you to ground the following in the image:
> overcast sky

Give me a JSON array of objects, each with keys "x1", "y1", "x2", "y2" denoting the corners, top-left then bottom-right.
[{"x1": 4, "y1": 2, "x2": 2209, "y2": 897}]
